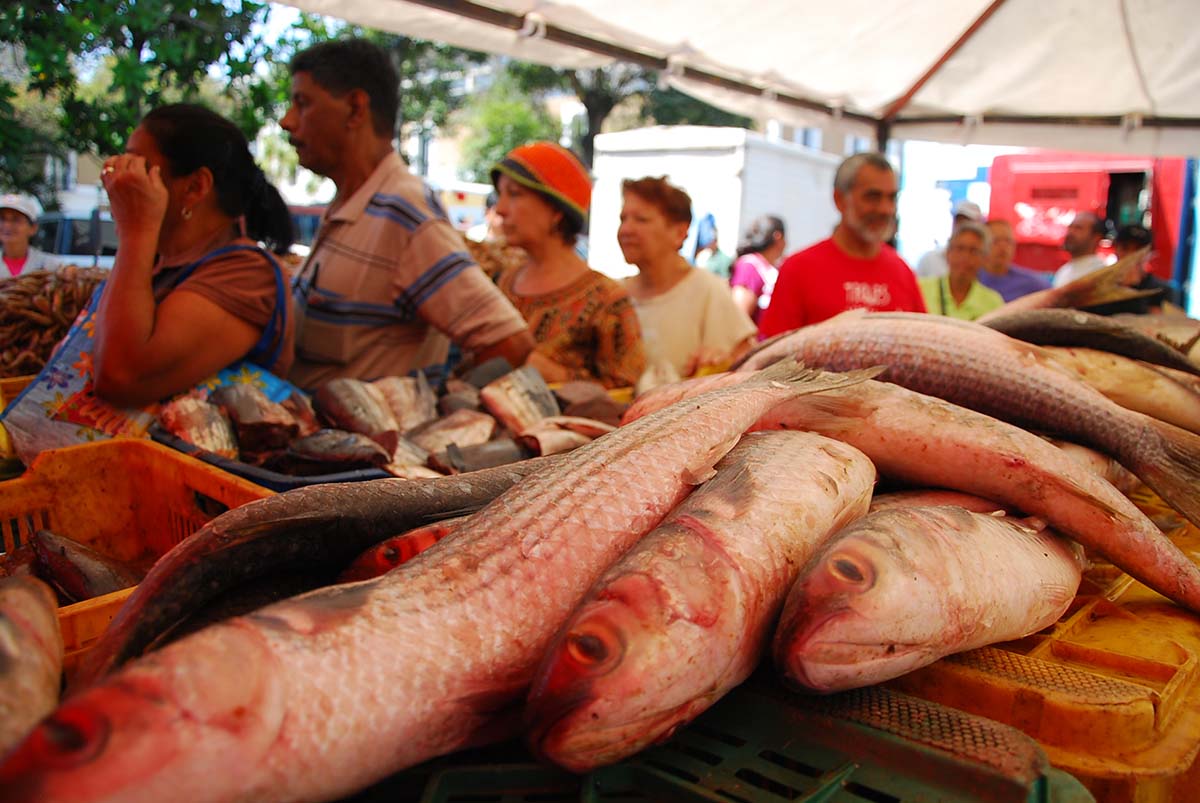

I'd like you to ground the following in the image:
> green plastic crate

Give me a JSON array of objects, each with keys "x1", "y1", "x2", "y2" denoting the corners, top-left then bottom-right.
[{"x1": 339, "y1": 681, "x2": 1094, "y2": 803}]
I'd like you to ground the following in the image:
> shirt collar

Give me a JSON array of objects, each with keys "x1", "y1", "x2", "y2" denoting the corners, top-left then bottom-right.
[{"x1": 327, "y1": 152, "x2": 409, "y2": 223}]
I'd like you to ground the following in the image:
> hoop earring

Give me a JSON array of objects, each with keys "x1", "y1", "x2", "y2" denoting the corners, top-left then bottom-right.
[{"x1": 181, "y1": 207, "x2": 192, "y2": 220}]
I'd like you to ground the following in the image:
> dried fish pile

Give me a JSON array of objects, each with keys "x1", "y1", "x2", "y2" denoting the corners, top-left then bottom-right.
[
  {"x1": 0, "y1": 267, "x2": 107, "y2": 378},
  {"x1": 158, "y1": 363, "x2": 626, "y2": 480}
]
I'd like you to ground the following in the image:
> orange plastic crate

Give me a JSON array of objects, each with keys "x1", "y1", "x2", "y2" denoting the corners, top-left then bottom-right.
[{"x1": 0, "y1": 438, "x2": 272, "y2": 679}]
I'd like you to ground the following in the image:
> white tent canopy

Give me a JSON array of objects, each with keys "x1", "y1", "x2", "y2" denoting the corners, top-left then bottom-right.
[{"x1": 280, "y1": 0, "x2": 1200, "y2": 156}]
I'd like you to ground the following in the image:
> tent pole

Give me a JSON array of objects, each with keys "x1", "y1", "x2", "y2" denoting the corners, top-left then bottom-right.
[{"x1": 876, "y1": 120, "x2": 891, "y2": 153}]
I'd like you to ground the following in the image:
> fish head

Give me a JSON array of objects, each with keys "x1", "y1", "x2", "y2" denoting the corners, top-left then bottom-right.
[
  {"x1": 0, "y1": 622, "x2": 286, "y2": 802},
  {"x1": 527, "y1": 557, "x2": 729, "y2": 772},
  {"x1": 775, "y1": 527, "x2": 947, "y2": 693}
]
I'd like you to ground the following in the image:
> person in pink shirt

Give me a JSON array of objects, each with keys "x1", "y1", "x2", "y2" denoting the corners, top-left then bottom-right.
[
  {"x1": 759, "y1": 152, "x2": 924, "y2": 338},
  {"x1": 0, "y1": 194, "x2": 61, "y2": 277},
  {"x1": 729, "y1": 214, "x2": 786, "y2": 325}
]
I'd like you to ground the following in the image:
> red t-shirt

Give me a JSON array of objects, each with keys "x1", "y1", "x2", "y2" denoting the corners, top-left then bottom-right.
[
  {"x1": 3, "y1": 255, "x2": 26, "y2": 277},
  {"x1": 759, "y1": 238, "x2": 926, "y2": 337}
]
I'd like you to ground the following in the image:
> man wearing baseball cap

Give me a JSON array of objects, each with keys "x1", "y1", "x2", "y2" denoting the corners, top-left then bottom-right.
[
  {"x1": 0, "y1": 193, "x2": 61, "y2": 277},
  {"x1": 914, "y1": 198, "x2": 984, "y2": 279}
]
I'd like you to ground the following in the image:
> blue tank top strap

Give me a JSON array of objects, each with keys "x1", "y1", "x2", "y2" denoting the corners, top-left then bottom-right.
[{"x1": 159, "y1": 243, "x2": 287, "y2": 370}]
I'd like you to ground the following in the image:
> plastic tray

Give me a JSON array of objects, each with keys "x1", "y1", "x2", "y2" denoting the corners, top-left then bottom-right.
[
  {"x1": 0, "y1": 374, "x2": 35, "y2": 459},
  {"x1": 890, "y1": 486, "x2": 1200, "y2": 803},
  {"x1": 341, "y1": 682, "x2": 1092, "y2": 802},
  {"x1": 0, "y1": 438, "x2": 272, "y2": 680},
  {"x1": 151, "y1": 426, "x2": 391, "y2": 492}
]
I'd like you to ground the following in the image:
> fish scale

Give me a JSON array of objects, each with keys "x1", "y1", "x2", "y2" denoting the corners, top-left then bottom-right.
[{"x1": 0, "y1": 359, "x2": 867, "y2": 803}]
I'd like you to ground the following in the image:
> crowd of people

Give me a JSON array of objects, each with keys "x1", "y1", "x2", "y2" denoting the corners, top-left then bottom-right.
[{"x1": 2, "y1": 35, "x2": 1183, "y2": 420}]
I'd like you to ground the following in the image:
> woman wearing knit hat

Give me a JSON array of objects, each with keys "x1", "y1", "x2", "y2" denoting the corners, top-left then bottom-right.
[{"x1": 491, "y1": 141, "x2": 646, "y2": 389}]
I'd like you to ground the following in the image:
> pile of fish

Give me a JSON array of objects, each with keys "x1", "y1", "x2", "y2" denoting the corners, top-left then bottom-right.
[
  {"x1": 0, "y1": 529, "x2": 144, "y2": 606},
  {"x1": 0, "y1": 267, "x2": 106, "y2": 378},
  {"x1": 158, "y1": 361, "x2": 626, "y2": 480},
  {"x1": 7, "y1": 306, "x2": 1200, "y2": 801}
]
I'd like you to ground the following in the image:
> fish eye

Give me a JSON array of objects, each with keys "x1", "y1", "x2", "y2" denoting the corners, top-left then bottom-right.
[
  {"x1": 828, "y1": 554, "x2": 871, "y2": 587},
  {"x1": 566, "y1": 632, "x2": 609, "y2": 665},
  {"x1": 23, "y1": 706, "x2": 110, "y2": 769}
]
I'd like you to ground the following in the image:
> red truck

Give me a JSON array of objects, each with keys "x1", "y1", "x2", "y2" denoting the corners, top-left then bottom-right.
[{"x1": 988, "y1": 151, "x2": 1190, "y2": 282}]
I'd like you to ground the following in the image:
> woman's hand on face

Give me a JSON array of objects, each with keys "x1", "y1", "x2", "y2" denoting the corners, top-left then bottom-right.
[{"x1": 101, "y1": 154, "x2": 168, "y2": 242}]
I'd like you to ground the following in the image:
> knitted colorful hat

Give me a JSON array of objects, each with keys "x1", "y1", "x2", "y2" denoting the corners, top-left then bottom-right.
[{"x1": 491, "y1": 142, "x2": 592, "y2": 229}]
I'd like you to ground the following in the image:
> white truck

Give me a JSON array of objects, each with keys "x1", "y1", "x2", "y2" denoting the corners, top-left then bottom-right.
[{"x1": 586, "y1": 126, "x2": 840, "y2": 278}]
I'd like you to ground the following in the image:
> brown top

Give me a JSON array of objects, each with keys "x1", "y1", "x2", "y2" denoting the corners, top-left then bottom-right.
[
  {"x1": 152, "y1": 236, "x2": 294, "y2": 377},
  {"x1": 496, "y1": 263, "x2": 646, "y2": 389}
]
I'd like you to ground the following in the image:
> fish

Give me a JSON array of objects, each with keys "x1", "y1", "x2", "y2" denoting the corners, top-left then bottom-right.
[
  {"x1": 480, "y1": 365, "x2": 560, "y2": 432},
  {"x1": 551, "y1": 380, "x2": 611, "y2": 409},
  {"x1": 280, "y1": 392, "x2": 320, "y2": 438},
  {"x1": 407, "y1": 408, "x2": 496, "y2": 454},
  {"x1": 372, "y1": 374, "x2": 438, "y2": 432},
  {"x1": 625, "y1": 372, "x2": 1200, "y2": 613},
  {"x1": 1043, "y1": 438, "x2": 1141, "y2": 496},
  {"x1": 1040, "y1": 346, "x2": 1200, "y2": 435},
  {"x1": 277, "y1": 429, "x2": 392, "y2": 474},
  {"x1": 72, "y1": 459, "x2": 557, "y2": 687},
  {"x1": 526, "y1": 431, "x2": 874, "y2": 772},
  {"x1": 337, "y1": 516, "x2": 469, "y2": 583},
  {"x1": 313, "y1": 379, "x2": 401, "y2": 455},
  {"x1": 517, "y1": 417, "x2": 613, "y2": 457},
  {"x1": 428, "y1": 439, "x2": 534, "y2": 474},
  {"x1": 209, "y1": 385, "x2": 299, "y2": 454},
  {"x1": 774, "y1": 506, "x2": 1083, "y2": 693},
  {"x1": 559, "y1": 395, "x2": 627, "y2": 428},
  {"x1": 1, "y1": 360, "x2": 869, "y2": 803},
  {"x1": 384, "y1": 463, "x2": 444, "y2": 480},
  {"x1": 0, "y1": 576, "x2": 64, "y2": 757},
  {"x1": 738, "y1": 311, "x2": 1200, "y2": 533},
  {"x1": 0, "y1": 544, "x2": 37, "y2": 580},
  {"x1": 975, "y1": 247, "x2": 1158, "y2": 322},
  {"x1": 158, "y1": 396, "x2": 238, "y2": 459},
  {"x1": 869, "y1": 490, "x2": 1012, "y2": 515},
  {"x1": 31, "y1": 530, "x2": 142, "y2": 604},
  {"x1": 438, "y1": 380, "x2": 482, "y2": 415},
  {"x1": 979, "y1": 308, "x2": 1200, "y2": 377}
]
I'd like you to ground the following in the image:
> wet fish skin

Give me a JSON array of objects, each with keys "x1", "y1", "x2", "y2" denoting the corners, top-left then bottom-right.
[
  {"x1": 210, "y1": 385, "x2": 299, "y2": 454},
  {"x1": 739, "y1": 311, "x2": 1200, "y2": 532},
  {"x1": 286, "y1": 429, "x2": 392, "y2": 469},
  {"x1": 73, "y1": 459, "x2": 557, "y2": 687},
  {"x1": 2, "y1": 360, "x2": 865, "y2": 803},
  {"x1": 480, "y1": 365, "x2": 560, "y2": 432},
  {"x1": 31, "y1": 530, "x2": 142, "y2": 604},
  {"x1": 0, "y1": 576, "x2": 64, "y2": 757},
  {"x1": 626, "y1": 372, "x2": 1200, "y2": 613},
  {"x1": 372, "y1": 375, "x2": 437, "y2": 433},
  {"x1": 774, "y1": 506, "x2": 1082, "y2": 693},
  {"x1": 527, "y1": 431, "x2": 874, "y2": 772},
  {"x1": 313, "y1": 379, "x2": 401, "y2": 455},
  {"x1": 980, "y1": 308, "x2": 1200, "y2": 377},
  {"x1": 407, "y1": 408, "x2": 496, "y2": 454},
  {"x1": 869, "y1": 490, "x2": 1012, "y2": 515}
]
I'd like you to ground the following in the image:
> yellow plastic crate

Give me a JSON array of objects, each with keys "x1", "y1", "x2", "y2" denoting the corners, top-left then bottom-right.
[
  {"x1": 890, "y1": 487, "x2": 1200, "y2": 803},
  {"x1": 0, "y1": 438, "x2": 272, "y2": 680},
  {"x1": 0, "y1": 374, "x2": 35, "y2": 458}
]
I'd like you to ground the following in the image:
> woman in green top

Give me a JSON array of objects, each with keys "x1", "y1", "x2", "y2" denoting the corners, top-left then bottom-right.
[{"x1": 919, "y1": 222, "x2": 1003, "y2": 321}]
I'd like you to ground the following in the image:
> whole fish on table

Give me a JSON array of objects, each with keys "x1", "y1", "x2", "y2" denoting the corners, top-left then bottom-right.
[
  {"x1": 31, "y1": 530, "x2": 142, "y2": 604},
  {"x1": 0, "y1": 576, "x2": 64, "y2": 757},
  {"x1": 74, "y1": 459, "x2": 557, "y2": 686},
  {"x1": 624, "y1": 372, "x2": 1200, "y2": 613},
  {"x1": 0, "y1": 359, "x2": 870, "y2": 803},
  {"x1": 738, "y1": 310, "x2": 1200, "y2": 531},
  {"x1": 526, "y1": 431, "x2": 875, "y2": 772},
  {"x1": 338, "y1": 516, "x2": 469, "y2": 583},
  {"x1": 774, "y1": 506, "x2": 1083, "y2": 693}
]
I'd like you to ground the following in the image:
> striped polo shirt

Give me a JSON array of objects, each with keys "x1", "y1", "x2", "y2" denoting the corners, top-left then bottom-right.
[{"x1": 289, "y1": 153, "x2": 527, "y2": 389}]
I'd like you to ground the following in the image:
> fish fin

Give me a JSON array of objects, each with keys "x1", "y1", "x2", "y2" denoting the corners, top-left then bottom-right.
[
  {"x1": 1057, "y1": 247, "x2": 1156, "y2": 309},
  {"x1": 1134, "y1": 417, "x2": 1200, "y2": 529},
  {"x1": 753, "y1": 358, "x2": 885, "y2": 394},
  {"x1": 683, "y1": 435, "x2": 740, "y2": 485}
]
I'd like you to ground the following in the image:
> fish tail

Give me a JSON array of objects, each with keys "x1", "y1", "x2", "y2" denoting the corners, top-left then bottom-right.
[
  {"x1": 1135, "y1": 418, "x2": 1200, "y2": 529},
  {"x1": 1059, "y1": 248, "x2": 1159, "y2": 309}
]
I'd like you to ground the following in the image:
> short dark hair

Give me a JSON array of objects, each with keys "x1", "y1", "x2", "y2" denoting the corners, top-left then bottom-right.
[
  {"x1": 290, "y1": 38, "x2": 399, "y2": 138},
  {"x1": 1114, "y1": 223, "x2": 1152, "y2": 249},
  {"x1": 621, "y1": 177, "x2": 692, "y2": 226},
  {"x1": 737, "y1": 215, "x2": 785, "y2": 257}
]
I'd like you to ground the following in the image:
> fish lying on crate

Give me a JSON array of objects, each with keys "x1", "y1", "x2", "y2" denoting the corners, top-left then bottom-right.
[
  {"x1": 624, "y1": 371, "x2": 1200, "y2": 613},
  {"x1": 738, "y1": 310, "x2": 1200, "y2": 533},
  {"x1": 526, "y1": 430, "x2": 875, "y2": 772},
  {"x1": 0, "y1": 576, "x2": 64, "y2": 758},
  {"x1": 30, "y1": 530, "x2": 143, "y2": 604},
  {"x1": 1, "y1": 360, "x2": 872, "y2": 803},
  {"x1": 773, "y1": 505, "x2": 1084, "y2": 693},
  {"x1": 157, "y1": 365, "x2": 625, "y2": 481}
]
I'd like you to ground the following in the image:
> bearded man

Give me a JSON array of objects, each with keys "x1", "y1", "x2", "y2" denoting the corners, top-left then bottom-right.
[{"x1": 759, "y1": 152, "x2": 925, "y2": 337}]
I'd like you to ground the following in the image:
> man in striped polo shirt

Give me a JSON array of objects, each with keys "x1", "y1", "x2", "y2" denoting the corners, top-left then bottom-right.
[{"x1": 282, "y1": 38, "x2": 533, "y2": 389}]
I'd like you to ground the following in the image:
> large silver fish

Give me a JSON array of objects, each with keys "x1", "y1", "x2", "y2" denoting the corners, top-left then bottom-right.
[
  {"x1": 624, "y1": 372, "x2": 1200, "y2": 613},
  {"x1": 774, "y1": 506, "x2": 1083, "y2": 693},
  {"x1": 526, "y1": 431, "x2": 874, "y2": 771},
  {"x1": 739, "y1": 310, "x2": 1200, "y2": 530},
  {"x1": 0, "y1": 576, "x2": 64, "y2": 757},
  {"x1": 0, "y1": 360, "x2": 866, "y2": 803}
]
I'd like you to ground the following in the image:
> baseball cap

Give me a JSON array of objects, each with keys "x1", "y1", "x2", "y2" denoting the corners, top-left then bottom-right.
[
  {"x1": 0, "y1": 193, "x2": 42, "y2": 225},
  {"x1": 952, "y1": 199, "x2": 984, "y2": 222}
]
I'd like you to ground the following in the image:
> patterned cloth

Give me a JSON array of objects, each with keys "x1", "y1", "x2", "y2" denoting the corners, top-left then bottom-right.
[{"x1": 495, "y1": 264, "x2": 645, "y2": 389}]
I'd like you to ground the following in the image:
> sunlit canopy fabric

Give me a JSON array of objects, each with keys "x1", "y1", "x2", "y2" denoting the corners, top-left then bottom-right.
[{"x1": 280, "y1": 0, "x2": 1200, "y2": 155}]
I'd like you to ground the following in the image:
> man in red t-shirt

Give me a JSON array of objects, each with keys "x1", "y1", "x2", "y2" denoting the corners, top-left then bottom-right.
[{"x1": 759, "y1": 152, "x2": 925, "y2": 337}]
